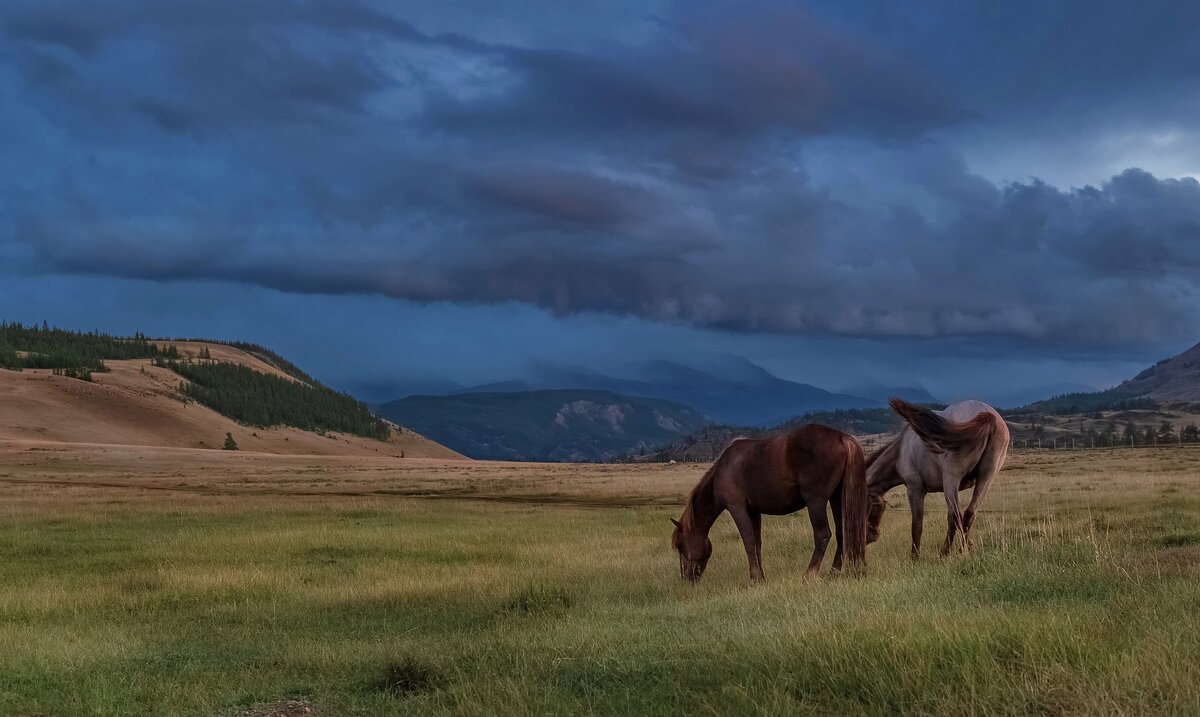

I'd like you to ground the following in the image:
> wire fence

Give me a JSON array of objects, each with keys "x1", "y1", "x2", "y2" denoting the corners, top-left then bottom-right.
[{"x1": 1006, "y1": 436, "x2": 1200, "y2": 452}]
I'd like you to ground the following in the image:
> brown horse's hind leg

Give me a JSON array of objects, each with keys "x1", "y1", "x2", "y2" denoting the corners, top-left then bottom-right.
[
  {"x1": 907, "y1": 485, "x2": 925, "y2": 559},
  {"x1": 729, "y1": 505, "x2": 765, "y2": 582},
  {"x1": 804, "y1": 499, "x2": 832, "y2": 577},
  {"x1": 830, "y1": 487, "x2": 845, "y2": 572}
]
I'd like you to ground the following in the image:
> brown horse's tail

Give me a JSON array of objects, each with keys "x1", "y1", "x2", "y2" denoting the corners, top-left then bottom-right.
[
  {"x1": 839, "y1": 434, "x2": 868, "y2": 567},
  {"x1": 889, "y1": 398, "x2": 995, "y2": 454}
]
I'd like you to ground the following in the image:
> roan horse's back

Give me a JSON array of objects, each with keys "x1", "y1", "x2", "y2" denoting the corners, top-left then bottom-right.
[{"x1": 939, "y1": 400, "x2": 1001, "y2": 424}]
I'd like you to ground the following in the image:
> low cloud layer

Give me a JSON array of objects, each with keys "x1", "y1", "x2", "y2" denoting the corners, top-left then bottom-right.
[{"x1": 3, "y1": 0, "x2": 1200, "y2": 350}]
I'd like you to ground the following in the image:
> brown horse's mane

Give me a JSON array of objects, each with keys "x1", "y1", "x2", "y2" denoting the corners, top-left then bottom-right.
[{"x1": 679, "y1": 460, "x2": 720, "y2": 532}]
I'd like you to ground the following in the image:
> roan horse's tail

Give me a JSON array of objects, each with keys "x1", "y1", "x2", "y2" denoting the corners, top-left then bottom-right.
[
  {"x1": 839, "y1": 434, "x2": 868, "y2": 567},
  {"x1": 889, "y1": 398, "x2": 995, "y2": 454}
]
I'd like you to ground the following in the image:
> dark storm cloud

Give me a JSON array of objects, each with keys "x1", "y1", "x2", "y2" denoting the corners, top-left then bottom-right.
[
  {"x1": 2, "y1": 0, "x2": 1200, "y2": 351},
  {"x1": 424, "y1": 4, "x2": 965, "y2": 142}
]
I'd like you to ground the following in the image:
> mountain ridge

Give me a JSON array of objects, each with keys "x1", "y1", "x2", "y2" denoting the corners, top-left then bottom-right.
[
  {"x1": 376, "y1": 388, "x2": 712, "y2": 462},
  {"x1": 381, "y1": 356, "x2": 923, "y2": 427}
]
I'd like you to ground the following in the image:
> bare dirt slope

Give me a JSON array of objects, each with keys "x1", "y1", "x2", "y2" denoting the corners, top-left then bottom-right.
[{"x1": 0, "y1": 342, "x2": 463, "y2": 459}]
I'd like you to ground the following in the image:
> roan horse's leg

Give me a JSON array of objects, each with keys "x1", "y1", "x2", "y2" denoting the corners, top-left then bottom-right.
[
  {"x1": 829, "y1": 488, "x2": 845, "y2": 571},
  {"x1": 906, "y1": 484, "x2": 925, "y2": 559},
  {"x1": 940, "y1": 473, "x2": 967, "y2": 556},
  {"x1": 962, "y1": 443, "x2": 1006, "y2": 550},
  {"x1": 961, "y1": 470, "x2": 999, "y2": 549},
  {"x1": 729, "y1": 505, "x2": 765, "y2": 582},
  {"x1": 804, "y1": 499, "x2": 832, "y2": 576}
]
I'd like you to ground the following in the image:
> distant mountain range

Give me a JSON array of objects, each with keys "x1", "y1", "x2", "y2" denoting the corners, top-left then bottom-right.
[
  {"x1": 384, "y1": 356, "x2": 935, "y2": 427},
  {"x1": 376, "y1": 389, "x2": 712, "y2": 462},
  {"x1": 372, "y1": 356, "x2": 937, "y2": 462},
  {"x1": 630, "y1": 340, "x2": 1200, "y2": 462}
]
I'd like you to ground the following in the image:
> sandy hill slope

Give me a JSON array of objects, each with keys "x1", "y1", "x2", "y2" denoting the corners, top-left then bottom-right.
[
  {"x1": 1115, "y1": 341, "x2": 1200, "y2": 402},
  {"x1": 0, "y1": 342, "x2": 463, "y2": 459}
]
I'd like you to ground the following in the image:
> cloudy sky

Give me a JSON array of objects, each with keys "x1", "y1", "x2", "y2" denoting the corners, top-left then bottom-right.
[{"x1": 3, "y1": 0, "x2": 1200, "y2": 403}]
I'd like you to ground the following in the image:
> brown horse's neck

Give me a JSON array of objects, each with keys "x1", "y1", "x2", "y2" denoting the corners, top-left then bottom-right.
[
  {"x1": 681, "y1": 465, "x2": 722, "y2": 536},
  {"x1": 865, "y1": 432, "x2": 905, "y2": 494}
]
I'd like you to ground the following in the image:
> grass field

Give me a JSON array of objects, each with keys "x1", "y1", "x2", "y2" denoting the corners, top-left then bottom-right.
[{"x1": 1, "y1": 442, "x2": 1198, "y2": 715}]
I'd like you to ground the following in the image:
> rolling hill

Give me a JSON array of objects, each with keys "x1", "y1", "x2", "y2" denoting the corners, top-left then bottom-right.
[
  {"x1": 1008, "y1": 340, "x2": 1200, "y2": 416},
  {"x1": 0, "y1": 325, "x2": 461, "y2": 459},
  {"x1": 1112, "y1": 340, "x2": 1200, "y2": 402},
  {"x1": 376, "y1": 389, "x2": 712, "y2": 461}
]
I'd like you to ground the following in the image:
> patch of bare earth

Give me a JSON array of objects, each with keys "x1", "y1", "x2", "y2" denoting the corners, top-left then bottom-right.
[{"x1": 234, "y1": 698, "x2": 317, "y2": 717}]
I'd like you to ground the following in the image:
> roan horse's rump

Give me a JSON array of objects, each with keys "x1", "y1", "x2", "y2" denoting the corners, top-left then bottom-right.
[
  {"x1": 671, "y1": 424, "x2": 868, "y2": 582},
  {"x1": 866, "y1": 398, "x2": 1010, "y2": 558}
]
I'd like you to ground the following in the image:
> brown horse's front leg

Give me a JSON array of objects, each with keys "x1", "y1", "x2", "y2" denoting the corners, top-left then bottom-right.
[
  {"x1": 830, "y1": 489, "x2": 845, "y2": 572},
  {"x1": 805, "y1": 500, "x2": 831, "y2": 577},
  {"x1": 729, "y1": 506, "x2": 765, "y2": 582}
]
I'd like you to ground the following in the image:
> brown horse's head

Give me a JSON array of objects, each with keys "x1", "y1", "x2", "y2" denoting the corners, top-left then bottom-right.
[
  {"x1": 866, "y1": 492, "x2": 887, "y2": 544},
  {"x1": 671, "y1": 517, "x2": 712, "y2": 582}
]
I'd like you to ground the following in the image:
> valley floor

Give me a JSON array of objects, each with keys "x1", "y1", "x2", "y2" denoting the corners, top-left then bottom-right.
[{"x1": 0, "y1": 443, "x2": 1198, "y2": 715}]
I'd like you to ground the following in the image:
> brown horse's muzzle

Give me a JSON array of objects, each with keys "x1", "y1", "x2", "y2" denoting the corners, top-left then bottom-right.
[{"x1": 679, "y1": 558, "x2": 707, "y2": 583}]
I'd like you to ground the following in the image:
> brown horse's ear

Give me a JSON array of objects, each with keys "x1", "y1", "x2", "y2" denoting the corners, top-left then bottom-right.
[{"x1": 670, "y1": 518, "x2": 681, "y2": 529}]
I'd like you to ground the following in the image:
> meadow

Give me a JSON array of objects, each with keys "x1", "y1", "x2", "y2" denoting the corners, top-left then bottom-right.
[{"x1": 0, "y1": 442, "x2": 1198, "y2": 716}]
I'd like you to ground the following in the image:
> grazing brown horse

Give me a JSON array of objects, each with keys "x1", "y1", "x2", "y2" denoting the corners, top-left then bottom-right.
[
  {"x1": 671, "y1": 424, "x2": 868, "y2": 582},
  {"x1": 866, "y1": 398, "x2": 1009, "y2": 558}
]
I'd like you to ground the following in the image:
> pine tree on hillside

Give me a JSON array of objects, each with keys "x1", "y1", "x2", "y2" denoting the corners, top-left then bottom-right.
[{"x1": 223, "y1": 432, "x2": 239, "y2": 451}]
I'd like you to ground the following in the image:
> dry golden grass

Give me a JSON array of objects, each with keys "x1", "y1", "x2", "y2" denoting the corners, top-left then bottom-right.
[{"x1": 0, "y1": 444, "x2": 1198, "y2": 715}]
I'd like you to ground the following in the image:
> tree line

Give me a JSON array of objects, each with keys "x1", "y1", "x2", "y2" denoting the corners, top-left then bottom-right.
[
  {"x1": 0, "y1": 321, "x2": 181, "y2": 378},
  {"x1": 1006, "y1": 389, "x2": 1156, "y2": 417},
  {"x1": 154, "y1": 358, "x2": 390, "y2": 440}
]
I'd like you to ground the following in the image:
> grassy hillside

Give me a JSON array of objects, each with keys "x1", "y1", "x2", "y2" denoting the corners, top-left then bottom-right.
[
  {"x1": 1, "y1": 322, "x2": 391, "y2": 442},
  {"x1": 378, "y1": 389, "x2": 712, "y2": 461}
]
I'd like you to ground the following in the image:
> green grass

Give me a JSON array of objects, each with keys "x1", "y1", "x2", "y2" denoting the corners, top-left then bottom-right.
[{"x1": 1, "y1": 467, "x2": 1198, "y2": 715}]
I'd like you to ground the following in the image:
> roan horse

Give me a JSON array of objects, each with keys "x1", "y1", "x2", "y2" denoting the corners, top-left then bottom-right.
[
  {"x1": 671, "y1": 424, "x2": 868, "y2": 582},
  {"x1": 866, "y1": 398, "x2": 1010, "y2": 558}
]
